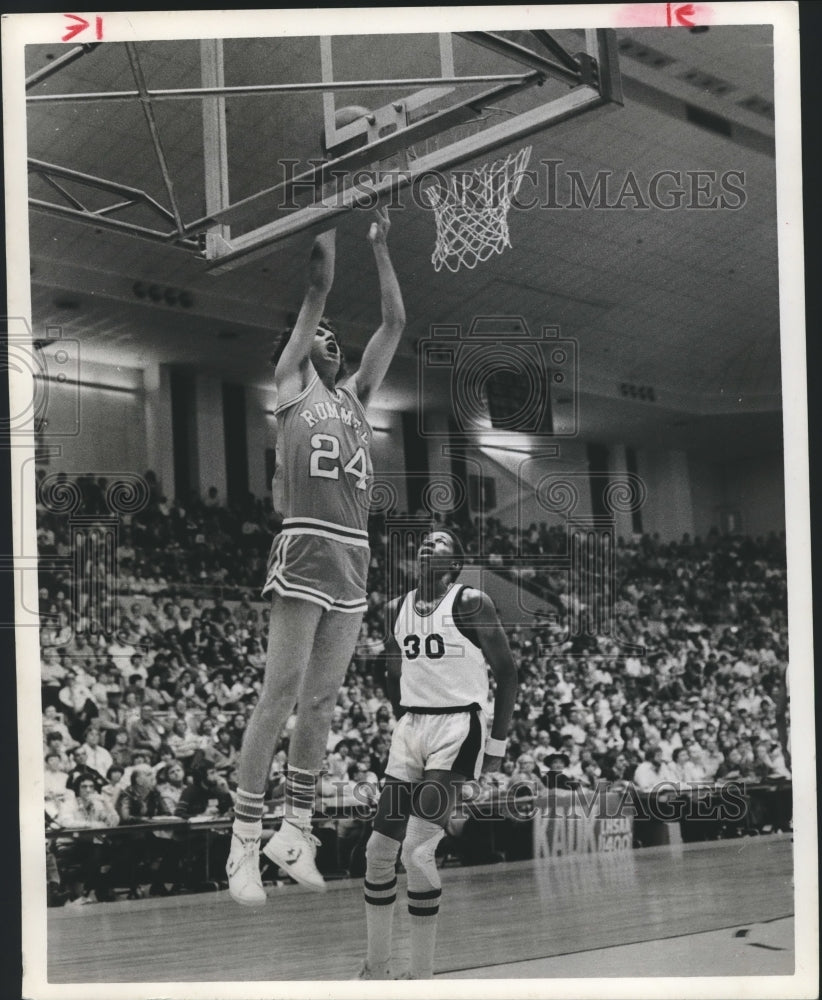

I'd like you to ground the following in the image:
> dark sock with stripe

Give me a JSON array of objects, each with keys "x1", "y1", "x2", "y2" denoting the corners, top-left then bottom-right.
[{"x1": 284, "y1": 766, "x2": 315, "y2": 825}]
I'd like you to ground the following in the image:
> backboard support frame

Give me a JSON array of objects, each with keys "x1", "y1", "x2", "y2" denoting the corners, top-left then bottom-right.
[
  {"x1": 24, "y1": 29, "x2": 622, "y2": 273},
  {"x1": 204, "y1": 28, "x2": 622, "y2": 273}
]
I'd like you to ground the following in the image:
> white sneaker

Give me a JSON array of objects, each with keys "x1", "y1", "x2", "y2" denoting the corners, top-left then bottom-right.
[
  {"x1": 355, "y1": 959, "x2": 390, "y2": 980},
  {"x1": 226, "y1": 833, "x2": 266, "y2": 907},
  {"x1": 262, "y1": 820, "x2": 326, "y2": 891}
]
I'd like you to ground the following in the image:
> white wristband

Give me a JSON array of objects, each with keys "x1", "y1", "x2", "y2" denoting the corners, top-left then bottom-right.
[{"x1": 485, "y1": 737, "x2": 507, "y2": 757}]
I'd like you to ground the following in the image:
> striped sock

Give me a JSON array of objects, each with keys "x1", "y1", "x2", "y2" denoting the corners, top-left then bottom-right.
[
  {"x1": 233, "y1": 788, "x2": 265, "y2": 826},
  {"x1": 364, "y1": 831, "x2": 400, "y2": 974},
  {"x1": 284, "y1": 766, "x2": 315, "y2": 825},
  {"x1": 407, "y1": 887, "x2": 441, "y2": 980}
]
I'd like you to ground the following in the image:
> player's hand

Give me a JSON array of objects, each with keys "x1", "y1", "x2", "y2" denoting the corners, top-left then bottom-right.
[
  {"x1": 368, "y1": 207, "x2": 391, "y2": 247},
  {"x1": 481, "y1": 753, "x2": 504, "y2": 774}
]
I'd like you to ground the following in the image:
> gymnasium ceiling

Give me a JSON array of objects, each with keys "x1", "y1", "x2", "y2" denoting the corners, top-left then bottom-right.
[{"x1": 21, "y1": 25, "x2": 786, "y2": 459}]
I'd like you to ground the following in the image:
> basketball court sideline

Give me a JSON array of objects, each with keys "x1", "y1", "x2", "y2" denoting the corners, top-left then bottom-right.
[{"x1": 47, "y1": 836, "x2": 794, "y2": 982}]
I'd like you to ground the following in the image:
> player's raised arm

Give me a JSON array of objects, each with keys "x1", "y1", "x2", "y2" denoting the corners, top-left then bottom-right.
[
  {"x1": 349, "y1": 209, "x2": 406, "y2": 409},
  {"x1": 458, "y1": 589, "x2": 518, "y2": 773},
  {"x1": 274, "y1": 229, "x2": 337, "y2": 396}
]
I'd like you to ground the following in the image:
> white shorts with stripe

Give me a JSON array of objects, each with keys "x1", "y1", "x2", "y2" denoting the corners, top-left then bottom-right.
[
  {"x1": 385, "y1": 706, "x2": 486, "y2": 782},
  {"x1": 262, "y1": 527, "x2": 369, "y2": 613}
]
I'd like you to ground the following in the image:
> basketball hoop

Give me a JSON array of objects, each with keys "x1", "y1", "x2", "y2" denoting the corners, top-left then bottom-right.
[{"x1": 425, "y1": 145, "x2": 532, "y2": 273}]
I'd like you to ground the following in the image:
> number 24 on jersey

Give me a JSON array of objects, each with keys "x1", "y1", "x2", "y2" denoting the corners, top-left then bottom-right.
[{"x1": 309, "y1": 434, "x2": 368, "y2": 490}]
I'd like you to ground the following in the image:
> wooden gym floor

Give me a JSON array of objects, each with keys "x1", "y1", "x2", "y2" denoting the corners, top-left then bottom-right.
[{"x1": 47, "y1": 834, "x2": 794, "y2": 983}]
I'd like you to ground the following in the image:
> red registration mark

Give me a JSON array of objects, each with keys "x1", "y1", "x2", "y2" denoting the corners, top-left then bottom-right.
[
  {"x1": 62, "y1": 13, "x2": 103, "y2": 42},
  {"x1": 667, "y1": 3, "x2": 697, "y2": 26}
]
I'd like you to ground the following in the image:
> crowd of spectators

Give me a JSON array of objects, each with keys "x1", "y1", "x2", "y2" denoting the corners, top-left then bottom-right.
[{"x1": 38, "y1": 474, "x2": 792, "y2": 905}]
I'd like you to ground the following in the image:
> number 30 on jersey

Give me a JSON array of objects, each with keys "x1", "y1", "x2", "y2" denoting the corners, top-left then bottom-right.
[{"x1": 309, "y1": 434, "x2": 368, "y2": 490}]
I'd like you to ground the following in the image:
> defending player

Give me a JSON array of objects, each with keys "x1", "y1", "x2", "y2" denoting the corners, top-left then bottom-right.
[
  {"x1": 227, "y1": 210, "x2": 405, "y2": 904},
  {"x1": 358, "y1": 529, "x2": 519, "y2": 979}
]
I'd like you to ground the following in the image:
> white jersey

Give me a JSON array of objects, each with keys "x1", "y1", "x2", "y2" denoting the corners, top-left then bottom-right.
[{"x1": 394, "y1": 584, "x2": 488, "y2": 710}]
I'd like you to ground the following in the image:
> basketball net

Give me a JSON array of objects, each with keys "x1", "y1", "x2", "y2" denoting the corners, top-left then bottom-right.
[{"x1": 425, "y1": 145, "x2": 532, "y2": 273}]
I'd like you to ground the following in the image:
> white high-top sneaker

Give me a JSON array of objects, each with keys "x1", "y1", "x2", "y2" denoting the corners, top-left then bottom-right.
[
  {"x1": 262, "y1": 819, "x2": 326, "y2": 891},
  {"x1": 226, "y1": 832, "x2": 266, "y2": 907}
]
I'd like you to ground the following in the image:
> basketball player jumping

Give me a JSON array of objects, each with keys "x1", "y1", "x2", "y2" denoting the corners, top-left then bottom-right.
[
  {"x1": 358, "y1": 528, "x2": 518, "y2": 980},
  {"x1": 227, "y1": 210, "x2": 405, "y2": 904}
]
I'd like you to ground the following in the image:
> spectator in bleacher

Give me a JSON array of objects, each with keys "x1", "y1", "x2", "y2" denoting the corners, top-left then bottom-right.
[
  {"x1": 41, "y1": 649, "x2": 69, "y2": 710},
  {"x1": 211, "y1": 728, "x2": 240, "y2": 777},
  {"x1": 81, "y1": 726, "x2": 113, "y2": 777},
  {"x1": 100, "y1": 764, "x2": 125, "y2": 811},
  {"x1": 510, "y1": 754, "x2": 546, "y2": 797},
  {"x1": 55, "y1": 776, "x2": 119, "y2": 904},
  {"x1": 143, "y1": 672, "x2": 174, "y2": 711},
  {"x1": 193, "y1": 717, "x2": 218, "y2": 760},
  {"x1": 532, "y1": 730, "x2": 558, "y2": 768},
  {"x1": 44, "y1": 751, "x2": 72, "y2": 814},
  {"x1": 156, "y1": 761, "x2": 186, "y2": 814},
  {"x1": 699, "y1": 739, "x2": 725, "y2": 780},
  {"x1": 128, "y1": 703, "x2": 166, "y2": 754},
  {"x1": 116, "y1": 764, "x2": 167, "y2": 824},
  {"x1": 227, "y1": 711, "x2": 248, "y2": 751},
  {"x1": 578, "y1": 755, "x2": 603, "y2": 790},
  {"x1": 632, "y1": 746, "x2": 675, "y2": 792},
  {"x1": 44, "y1": 731, "x2": 73, "y2": 773},
  {"x1": 367, "y1": 734, "x2": 390, "y2": 781},
  {"x1": 657, "y1": 722, "x2": 682, "y2": 762},
  {"x1": 108, "y1": 629, "x2": 138, "y2": 680},
  {"x1": 204, "y1": 699, "x2": 228, "y2": 729},
  {"x1": 58, "y1": 771, "x2": 115, "y2": 827},
  {"x1": 670, "y1": 746, "x2": 705, "y2": 784},
  {"x1": 42, "y1": 706, "x2": 76, "y2": 750},
  {"x1": 151, "y1": 744, "x2": 178, "y2": 778},
  {"x1": 541, "y1": 753, "x2": 578, "y2": 791},
  {"x1": 108, "y1": 729, "x2": 133, "y2": 767},
  {"x1": 174, "y1": 760, "x2": 233, "y2": 820},
  {"x1": 167, "y1": 718, "x2": 200, "y2": 765},
  {"x1": 58, "y1": 671, "x2": 98, "y2": 741},
  {"x1": 600, "y1": 750, "x2": 634, "y2": 786},
  {"x1": 560, "y1": 709, "x2": 587, "y2": 745},
  {"x1": 714, "y1": 747, "x2": 751, "y2": 782},
  {"x1": 484, "y1": 758, "x2": 515, "y2": 793},
  {"x1": 226, "y1": 669, "x2": 255, "y2": 707},
  {"x1": 753, "y1": 740, "x2": 791, "y2": 780},
  {"x1": 128, "y1": 601, "x2": 153, "y2": 638},
  {"x1": 118, "y1": 689, "x2": 143, "y2": 731},
  {"x1": 66, "y1": 744, "x2": 106, "y2": 794},
  {"x1": 557, "y1": 733, "x2": 582, "y2": 770},
  {"x1": 126, "y1": 649, "x2": 148, "y2": 692},
  {"x1": 115, "y1": 763, "x2": 181, "y2": 897},
  {"x1": 603, "y1": 719, "x2": 625, "y2": 754},
  {"x1": 88, "y1": 671, "x2": 121, "y2": 732}
]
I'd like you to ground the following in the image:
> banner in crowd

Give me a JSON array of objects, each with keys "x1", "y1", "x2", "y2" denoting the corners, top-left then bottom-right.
[{"x1": 533, "y1": 789, "x2": 634, "y2": 858}]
